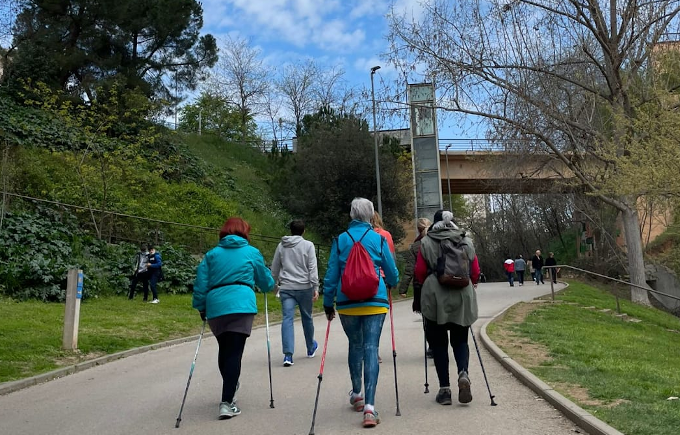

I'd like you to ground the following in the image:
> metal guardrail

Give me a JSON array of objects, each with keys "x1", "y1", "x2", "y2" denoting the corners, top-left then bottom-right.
[
  {"x1": 543, "y1": 264, "x2": 680, "y2": 314},
  {"x1": 437, "y1": 138, "x2": 540, "y2": 153}
]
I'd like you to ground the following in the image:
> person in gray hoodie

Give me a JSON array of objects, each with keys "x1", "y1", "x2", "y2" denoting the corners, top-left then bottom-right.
[
  {"x1": 514, "y1": 255, "x2": 526, "y2": 286},
  {"x1": 271, "y1": 220, "x2": 319, "y2": 367}
]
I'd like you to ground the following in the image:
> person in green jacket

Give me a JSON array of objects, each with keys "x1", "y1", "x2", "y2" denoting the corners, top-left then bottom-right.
[
  {"x1": 192, "y1": 217, "x2": 276, "y2": 420},
  {"x1": 414, "y1": 210, "x2": 478, "y2": 406}
]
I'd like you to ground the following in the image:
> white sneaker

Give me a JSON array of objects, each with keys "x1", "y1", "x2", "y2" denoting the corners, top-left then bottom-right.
[{"x1": 150, "y1": 299, "x2": 159, "y2": 304}]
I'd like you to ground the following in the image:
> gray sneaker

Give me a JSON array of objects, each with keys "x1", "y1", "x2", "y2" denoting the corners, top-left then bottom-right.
[
  {"x1": 458, "y1": 371, "x2": 472, "y2": 404},
  {"x1": 436, "y1": 387, "x2": 452, "y2": 405},
  {"x1": 219, "y1": 401, "x2": 241, "y2": 420}
]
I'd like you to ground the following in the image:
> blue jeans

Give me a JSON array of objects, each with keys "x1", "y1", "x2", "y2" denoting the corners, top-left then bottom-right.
[
  {"x1": 506, "y1": 271, "x2": 514, "y2": 286},
  {"x1": 280, "y1": 289, "x2": 315, "y2": 356},
  {"x1": 339, "y1": 313, "x2": 386, "y2": 406},
  {"x1": 535, "y1": 268, "x2": 544, "y2": 284}
]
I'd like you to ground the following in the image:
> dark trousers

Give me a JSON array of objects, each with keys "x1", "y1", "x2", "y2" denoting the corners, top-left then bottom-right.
[
  {"x1": 517, "y1": 271, "x2": 524, "y2": 284},
  {"x1": 424, "y1": 318, "x2": 470, "y2": 388},
  {"x1": 216, "y1": 331, "x2": 248, "y2": 403},
  {"x1": 128, "y1": 272, "x2": 149, "y2": 300},
  {"x1": 147, "y1": 270, "x2": 159, "y2": 300}
]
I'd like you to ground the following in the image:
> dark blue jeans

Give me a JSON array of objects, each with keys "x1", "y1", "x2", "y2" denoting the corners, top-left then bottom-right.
[
  {"x1": 146, "y1": 270, "x2": 159, "y2": 300},
  {"x1": 339, "y1": 313, "x2": 386, "y2": 406},
  {"x1": 279, "y1": 289, "x2": 315, "y2": 356},
  {"x1": 507, "y1": 271, "x2": 514, "y2": 286}
]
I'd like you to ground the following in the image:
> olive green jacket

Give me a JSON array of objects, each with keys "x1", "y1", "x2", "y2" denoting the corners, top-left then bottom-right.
[{"x1": 419, "y1": 226, "x2": 478, "y2": 326}]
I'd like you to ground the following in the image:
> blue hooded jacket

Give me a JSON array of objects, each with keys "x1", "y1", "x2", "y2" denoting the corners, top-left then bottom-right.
[
  {"x1": 323, "y1": 220, "x2": 399, "y2": 310},
  {"x1": 192, "y1": 235, "x2": 275, "y2": 319}
]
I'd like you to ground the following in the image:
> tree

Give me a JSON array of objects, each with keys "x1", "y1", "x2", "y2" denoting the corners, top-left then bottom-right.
[
  {"x1": 209, "y1": 36, "x2": 269, "y2": 146},
  {"x1": 274, "y1": 108, "x2": 412, "y2": 240},
  {"x1": 179, "y1": 92, "x2": 254, "y2": 142},
  {"x1": 277, "y1": 60, "x2": 318, "y2": 137},
  {"x1": 387, "y1": 0, "x2": 680, "y2": 305},
  {"x1": 4, "y1": 0, "x2": 217, "y2": 105}
]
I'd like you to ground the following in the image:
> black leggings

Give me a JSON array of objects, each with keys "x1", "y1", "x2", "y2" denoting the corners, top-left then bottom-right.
[
  {"x1": 216, "y1": 331, "x2": 248, "y2": 403},
  {"x1": 424, "y1": 318, "x2": 470, "y2": 388}
]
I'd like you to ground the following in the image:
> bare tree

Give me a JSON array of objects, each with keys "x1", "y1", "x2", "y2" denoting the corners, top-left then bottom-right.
[
  {"x1": 277, "y1": 60, "x2": 318, "y2": 137},
  {"x1": 210, "y1": 36, "x2": 269, "y2": 146},
  {"x1": 387, "y1": 0, "x2": 680, "y2": 305}
]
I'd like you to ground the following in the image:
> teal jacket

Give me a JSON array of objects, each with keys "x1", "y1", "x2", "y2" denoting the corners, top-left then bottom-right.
[
  {"x1": 192, "y1": 235, "x2": 275, "y2": 319},
  {"x1": 323, "y1": 220, "x2": 399, "y2": 311}
]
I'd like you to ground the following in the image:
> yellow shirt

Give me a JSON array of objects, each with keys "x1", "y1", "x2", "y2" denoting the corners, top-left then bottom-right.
[{"x1": 338, "y1": 306, "x2": 389, "y2": 316}]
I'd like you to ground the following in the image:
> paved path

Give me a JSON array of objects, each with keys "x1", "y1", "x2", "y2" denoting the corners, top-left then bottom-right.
[{"x1": 0, "y1": 282, "x2": 582, "y2": 435}]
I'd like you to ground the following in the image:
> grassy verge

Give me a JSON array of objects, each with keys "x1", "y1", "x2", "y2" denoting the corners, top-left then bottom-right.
[
  {"x1": 0, "y1": 292, "x2": 327, "y2": 384},
  {"x1": 488, "y1": 281, "x2": 680, "y2": 435}
]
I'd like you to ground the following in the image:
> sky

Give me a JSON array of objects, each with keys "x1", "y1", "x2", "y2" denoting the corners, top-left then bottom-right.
[{"x1": 198, "y1": 0, "x2": 479, "y2": 141}]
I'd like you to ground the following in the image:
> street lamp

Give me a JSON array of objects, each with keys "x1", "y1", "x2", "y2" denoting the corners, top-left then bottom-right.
[
  {"x1": 370, "y1": 65, "x2": 382, "y2": 217},
  {"x1": 445, "y1": 144, "x2": 453, "y2": 210}
]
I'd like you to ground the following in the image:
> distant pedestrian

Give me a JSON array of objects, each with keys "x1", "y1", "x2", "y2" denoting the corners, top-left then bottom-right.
[
  {"x1": 545, "y1": 252, "x2": 558, "y2": 284},
  {"x1": 514, "y1": 255, "x2": 526, "y2": 286},
  {"x1": 503, "y1": 257, "x2": 515, "y2": 287},
  {"x1": 128, "y1": 243, "x2": 150, "y2": 300},
  {"x1": 531, "y1": 250, "x2": 545, "y2": 285},
  {"x1": 323, "y1": 198, "x2": 399, "y2": 428},
  {"x1": 192, "y1": 217, "x2": 276, "y2": 420},
  {"x1": 398, "y1": 217, "x2": 431, "y2": 298},
  {"x1": 146, "y1": 245, "x2": 162, "y2": 303},
  {"x1": 271, "y1": 220, "x2": 319, "y2": 367}
]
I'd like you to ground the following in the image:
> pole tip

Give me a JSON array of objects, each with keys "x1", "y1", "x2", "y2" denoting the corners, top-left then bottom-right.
[{"x1": 175, "y1": 419, "x2": 181, "y2": 428}]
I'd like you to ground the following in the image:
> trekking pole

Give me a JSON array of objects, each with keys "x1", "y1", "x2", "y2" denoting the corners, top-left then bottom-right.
[
  {"x1": 309, "y1": 319, "x2": 332, "y2": 435},
  {"x1": 175, "y1": 319, "x2": 207, "y2": 428},
  {"x1": 264, "y1": 292, "x2": 275, "y2": 409},
  {"x1": 387, "y1": 290, "x2": 402, "y2": 416},
  {"x1": 470, "y1": 328, "x2": 497, "y2": 406},
  {"x1": 422, "y1": 315, "x2": 429, "y2": 393}
]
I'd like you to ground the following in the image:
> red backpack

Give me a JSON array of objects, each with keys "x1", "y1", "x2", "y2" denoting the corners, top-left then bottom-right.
[{"x1": 340, "y1": 229, "x2": 381, "y2": 301}]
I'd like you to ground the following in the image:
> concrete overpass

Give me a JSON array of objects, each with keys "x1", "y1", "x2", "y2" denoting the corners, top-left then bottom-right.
[{"x1": 437, "y1": 141, "x2": 573, "y2": 194}]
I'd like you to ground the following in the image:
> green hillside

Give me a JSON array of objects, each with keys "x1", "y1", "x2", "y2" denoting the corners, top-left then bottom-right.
[{"x1": 0, "y1": 93, "x2": 294, "y2": 301}]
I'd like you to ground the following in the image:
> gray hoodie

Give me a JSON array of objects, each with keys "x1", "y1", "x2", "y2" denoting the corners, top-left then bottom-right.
[{"x1": 271, "y1": 236, "x2": 319, "y2": 292}]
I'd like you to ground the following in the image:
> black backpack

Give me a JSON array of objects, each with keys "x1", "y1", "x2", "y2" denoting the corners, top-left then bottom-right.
[{"x1": 435, "y1": 237, "x2": 470, "y2": 288}]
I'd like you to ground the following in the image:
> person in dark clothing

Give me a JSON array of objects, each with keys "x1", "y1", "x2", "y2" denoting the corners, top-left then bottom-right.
[
  {"x1": 129, "y1": 244, "x2": 150, "y2": 300},
  {"x1": 545, "y1": 252, "x2": 558, "y2": 284},
  {"x1": 531, "y1": 250, "x2": 545, "y2": 285},
  {"x1": 146, "y1": 245, "x2": 162, "y2": 303}
]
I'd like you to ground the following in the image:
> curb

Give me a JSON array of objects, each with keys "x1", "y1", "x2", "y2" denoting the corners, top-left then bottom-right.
[{"x1": 479, "y1": 287, "x2": 625, "y2": 435}]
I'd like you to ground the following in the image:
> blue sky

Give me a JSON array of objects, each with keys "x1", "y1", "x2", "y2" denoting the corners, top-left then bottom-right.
[{"x1": 198, "y1": 0, "x2": 478, "y2": 140}]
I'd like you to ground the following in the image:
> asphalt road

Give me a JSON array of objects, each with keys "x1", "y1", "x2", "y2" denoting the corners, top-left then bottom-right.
[{"x1": 0, "y1": 281, "x2": 583, "y2": 435}]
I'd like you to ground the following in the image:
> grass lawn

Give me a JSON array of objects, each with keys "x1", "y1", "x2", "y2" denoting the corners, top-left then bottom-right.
[
  {"x1": 488, "y1": 281, "x2": 680, "y2": 435},
  {"x1": 0, "y1": 292, "x2": 328, "y2": 384}
]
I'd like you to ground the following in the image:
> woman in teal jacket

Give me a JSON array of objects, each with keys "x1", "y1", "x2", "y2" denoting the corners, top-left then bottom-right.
[
  {"x1": 323, "y1": 197, "x2": 399, "y2": 428},
  {"x1": 192, "y1": 217, "x2": 275, "y2": 420}
]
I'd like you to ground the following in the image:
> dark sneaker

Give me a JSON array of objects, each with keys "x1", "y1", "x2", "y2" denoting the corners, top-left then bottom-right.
[
  {"x1": 378, "y1": 356, "x2": 383, "y2": 364},
  {"x1": 362, "y1": 410, "x2": 380, "y2": 428},
  {"x1": 283, "y1": 354, "x2": 294, "y2": 367},
  {"x1": 349, "y1": 391, "x2": 365, "y2": 412},
  {"x1": 218, "y1": 401, "x2": 241, "y2": 419},
  {"x1": 436, "y1": 387, "x2": 452, "y2": 405},
  {"x1": 458, "y1": 371, "x2": 473, "y2": 404},
  {"x1": 307, "y1": 340, "x2": 318, "y2": 358}
]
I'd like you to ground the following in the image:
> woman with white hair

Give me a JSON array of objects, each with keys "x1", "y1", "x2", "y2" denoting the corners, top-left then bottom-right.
[
  {"x1": 323, "y1": 197, "x2": 399, "y2": 428},
  {"x1": 414, "y1": 210, "x2": 478, "y2": 406}
]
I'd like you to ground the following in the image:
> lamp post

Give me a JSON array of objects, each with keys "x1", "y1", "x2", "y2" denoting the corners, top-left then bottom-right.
[
  {"x1": 445, "y1": 144, "x2": 453, "y2": 210},
  {"x1": 370, "y1": 65, "x2": 382, "y2": 216}
]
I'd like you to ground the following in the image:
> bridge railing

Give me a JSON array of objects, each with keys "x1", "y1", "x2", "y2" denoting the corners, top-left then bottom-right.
[
  {"x1": 543, "y1": 264, "x2": 680, "y2": 313},
  {"x1": 438, "y1": 138, "x2": 537, "y2": 153}
]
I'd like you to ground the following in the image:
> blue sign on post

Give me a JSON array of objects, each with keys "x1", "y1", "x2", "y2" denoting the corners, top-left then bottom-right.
[{"x1": 76, "y1": 270, "x2": 83, "y2": 299}]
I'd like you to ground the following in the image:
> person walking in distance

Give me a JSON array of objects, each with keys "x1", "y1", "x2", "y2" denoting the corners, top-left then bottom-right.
[
  {"x1": 531, "y1": 250, "x2": 545, "y2": 285},
  {"x1": 545, "y1": 252, "x2": 558, "y2": 284},
  {"x1": 414, "y1": 210, "x2": 478, "y2": 406},
  {"x1": 398, "y1": 218, "x2": 431, "y2": 299},
  {"x1": 128, "y1": 243, "x2": 150, "y2": 300},
  {"x1": 503, "y1": 257, "x2": 515, "y2": 287},
  {"x1": 192, "y1": 217, "x2": 276, "y2": 420},
  {"x1": 146, "y1": 245, "x2": 162, "y2": 303},
  {"x1": 514, "y1": 255, "x2": 526, "y2": 286},
  {"x1": 271, "y1": 220, "x2": 319, "y2": 367},
  {"x1": 323, "y1": 198, "x2": 399, "y2": 428}
]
